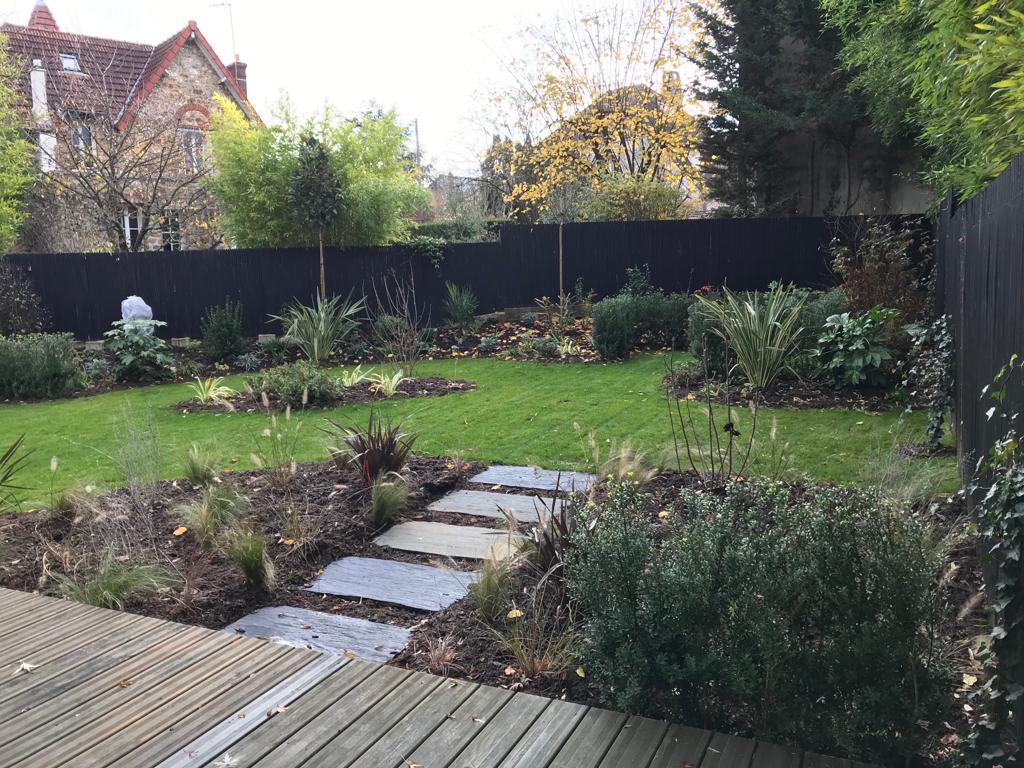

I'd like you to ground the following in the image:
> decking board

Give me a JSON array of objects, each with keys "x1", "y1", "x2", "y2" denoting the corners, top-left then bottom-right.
[
  {"x1": 0, "y1": 625, "x2": 205, "y2": 720},
  {"x1": 105, "y1": 645, "x2": 314, "y2": 767},
  {"x1": 154, "y1": 655, "x2": 346, "y2": 768},
  {"x1": 0, "y1": 607, "x2": 125, "y2": 669},
  {"x1": 249, "y1": 665, "x2": 412, "y2": 767},
  {"x1": 429, "y1": 691, "x2": 553, "y2": 767},
  {"x1": 346, "y1": 678, "x2": 478, "y2": 767},
  {"x1": 649, "y1": 723, "x2": 714, "y2": 768},
  {"x1": 402, "y1": 684, "x2": 514, "y2": 767},
  {"x1": 4, "y1": 635, "x2": 262, "y2": 766},
  {"x1": 51, "y1": 644, "x2": 295, "y2": 768},
  {"x1": 0, "y1": 587, "x2": 867, "y2": 768},
  {"x1": 211, "y1": 661, "x2": 379, "y2": 767},
  {"x1": 0, "y1": 618, "x2": 179, "y2": 707},
  {"x1": 599, "y1": 715, "x2": 670, "y2": 767},
  {"x1": 298, "y1": 674, "x2": 449, "y2": 768},
  {"x1": 549, "y1": 707, "x2": 629, "y2": 767},
  {"x1": 699, "y1": 731, "x2": 758, "y2": 768},
  {"x1": 496, "y1": 698, "x2": 589, "y2": 767}
]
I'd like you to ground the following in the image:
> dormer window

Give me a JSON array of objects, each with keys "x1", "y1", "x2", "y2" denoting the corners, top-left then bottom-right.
[{"x1": 59, "y1": 53, "x2": 81, "y2": 72}]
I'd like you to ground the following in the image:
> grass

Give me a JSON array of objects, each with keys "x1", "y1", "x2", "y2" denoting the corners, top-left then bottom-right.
[{"x1": 0, "y1": 354, "x2": 959, "y2": 505}]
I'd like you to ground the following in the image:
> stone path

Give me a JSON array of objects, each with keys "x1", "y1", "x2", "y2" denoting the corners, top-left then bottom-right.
[
  {"x1": 225, "y1": 606, "x2": 409, "y2": 662},
  {"x1": 307, "y1": 557, "x2": 478, "y2": 611},
  {"x1": 225, "y1": 465, "x2": 578, "y2": 663},
  {"x1": 427, "y1": 488, "x2": 562, "y2": 523},
  {"x1": 374, "y1": 521, "x2": 523, "y2": 560},
  {"x1": 470, "y1": 464, "x2": 597, "y2": 492}
]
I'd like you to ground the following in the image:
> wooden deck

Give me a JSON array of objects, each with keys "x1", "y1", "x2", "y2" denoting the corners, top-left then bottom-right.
[{"x1": 0, "y1": 587, "x2": 851, "y2": 768}]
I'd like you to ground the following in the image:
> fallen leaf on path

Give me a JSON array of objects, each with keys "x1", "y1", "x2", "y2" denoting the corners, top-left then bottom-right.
[{"x1": 11, "y1": 661, "x2": 38, "y2": 677}]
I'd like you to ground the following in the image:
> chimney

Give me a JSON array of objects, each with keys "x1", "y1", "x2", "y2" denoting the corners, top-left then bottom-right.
[
  {"x1": 226, "y1": 57, "x2": 247, "y2": 98},
  {"x1": 28, "y1": 0, "x2": 60, "y2": 33},
  {"x1": 30, "y1": 59, "x2": 48, "y2": 123}
]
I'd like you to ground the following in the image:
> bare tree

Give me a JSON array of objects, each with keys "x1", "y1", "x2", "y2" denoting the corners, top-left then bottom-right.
[
  {"x1": 31, "y1": 45, "x2": 219, "y2": 252},
  {"x1": 366, "y1": 268, "x2": 431, "y2": 377}
]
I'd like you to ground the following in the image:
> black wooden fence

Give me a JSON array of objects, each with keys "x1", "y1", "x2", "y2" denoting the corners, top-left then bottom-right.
[
  {"x1": 10, "y1": 216, "x2": 890, "y2": 340},
  {"x1": 936, "y1": 154, "x2": 1024, "y2": 480}
]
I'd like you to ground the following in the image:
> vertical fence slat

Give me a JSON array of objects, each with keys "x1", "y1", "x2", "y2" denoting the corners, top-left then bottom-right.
[
  {"x1": 937, "y1": 154, "x2": 1024, "y2": 480},
  {"x1": 8, "y1": 215, "x2": 924, "y2": 340}
]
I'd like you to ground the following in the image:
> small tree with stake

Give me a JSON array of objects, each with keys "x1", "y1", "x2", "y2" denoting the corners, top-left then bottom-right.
[{"x1": 290, "y1": 135, "x2": 342, "y2": 300}]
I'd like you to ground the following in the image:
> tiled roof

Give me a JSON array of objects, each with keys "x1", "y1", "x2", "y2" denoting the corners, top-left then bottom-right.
[{"x1": 0, "y1": 2, "x2": 256, "y2": 126}]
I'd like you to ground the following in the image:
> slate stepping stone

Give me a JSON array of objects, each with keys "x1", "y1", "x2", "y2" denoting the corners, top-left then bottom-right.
[
  {"x1": 428, "y1": 489, "x2": 562, "y2": 523},
  {"x1": 470, "y1": 465, "x2": 597, "y2": 492},
  {"x1": 307, "y1": 557, "x2": 478, "y2": 611},
  {"x1": 374, "y1": 521, "x2": 522, "y2": 560},
  {"x1": 224, "y1": 606, "x2": 409, "y2": 662}
]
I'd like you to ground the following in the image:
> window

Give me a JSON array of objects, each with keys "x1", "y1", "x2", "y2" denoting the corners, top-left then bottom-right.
[
  {"x1": 122, "y1": 209, "x2": 142, "y2": 250},
  {"x1": 178, "y1": 129, "x2": 204, "y2": 174},
  {"x1": 67, "y1": 112, "x2": 92, "y2": 153},
  {"x1": 59, "y1": 53, "x2": 81, "y2": 72},
  {"x1": 161, "y1": 210, "x2": 182, "y2": 251}
]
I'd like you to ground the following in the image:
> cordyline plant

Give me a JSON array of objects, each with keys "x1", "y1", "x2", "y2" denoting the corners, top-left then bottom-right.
[
  {"x1": 321, "y1": 411, "x2": 417, "y2": 488},
  {"x1": 271, "y1": 293, "x2": 363, "y2": 365},
  {"x1": 0, "y1": 434, "x2": 31, "y2": 514},
  {"x1": 696, "y1": 283, "x2": 806, "y2": 392}
]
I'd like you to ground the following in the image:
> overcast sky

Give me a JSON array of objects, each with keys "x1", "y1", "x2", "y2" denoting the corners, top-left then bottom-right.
[{"x1": 0, "y1": 0, "x2": 569, "y2": 176}]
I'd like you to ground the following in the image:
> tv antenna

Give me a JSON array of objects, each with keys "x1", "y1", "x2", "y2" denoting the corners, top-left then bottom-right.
[{"x1": 210, "y1": 2, "x2": 237, "y2": 62}]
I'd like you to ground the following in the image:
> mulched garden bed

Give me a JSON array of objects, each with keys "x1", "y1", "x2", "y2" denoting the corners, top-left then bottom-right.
[
  {"x1": 665, "y1": 375, "x2": 898, "y2": 410},
  {"x1": 171, "y1": 377, "x2": 475, "y2": 413},
  {"x1": 0, "y1": 456, "x2": 487, "y2": 632},
  {"x1": 0, "y1": 453, "x2": 986, "y2": 762},
  {"x1": 428, "y1": 317, "x2": 600, "y2": 363}
]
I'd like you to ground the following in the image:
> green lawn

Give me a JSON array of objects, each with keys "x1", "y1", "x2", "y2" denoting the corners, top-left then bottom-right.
[{"x1": 1, "y1": 354, "x2": 958, "y2": 505}]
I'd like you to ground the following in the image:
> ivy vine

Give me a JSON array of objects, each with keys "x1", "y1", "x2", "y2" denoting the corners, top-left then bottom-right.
[{"x1": 965, "y1": 354, "x2": 1024, "y2": 767}]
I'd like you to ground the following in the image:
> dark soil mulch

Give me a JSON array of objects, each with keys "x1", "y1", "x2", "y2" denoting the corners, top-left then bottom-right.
[
  {"x1": 171, "y1": 377, "x2": 475, "y2": 414},
  {"x1": 392, "y1": 572, "x2": 601, "y2": 705},
  {"x1": 429, "y1": 317, "x2": 600, "y2": 364},
  {"x1": 0, "y1": 456, "x2": 486, "y2": 632},
  {"x1": 665, "y1": 375, "x2": 898, "y2": 410}
]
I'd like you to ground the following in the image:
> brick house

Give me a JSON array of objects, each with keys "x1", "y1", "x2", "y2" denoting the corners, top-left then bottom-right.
[{"x1": 2, "y1": 1, "x2": 258, "y2": 252}]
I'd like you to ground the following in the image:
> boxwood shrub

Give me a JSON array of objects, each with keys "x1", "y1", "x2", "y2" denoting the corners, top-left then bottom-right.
[
  {"x1": 569, "y1": 480, "x2": 946, "y2": 762},
  {"x1": 591, "y1": 295, "x2": 637, "y2": 360},
  {"x1": 0, "y1": 333, "x2": 82, "y2": 399},
  {"x1": 591, "y1": 292, "x2": 691, "y2": 360}
]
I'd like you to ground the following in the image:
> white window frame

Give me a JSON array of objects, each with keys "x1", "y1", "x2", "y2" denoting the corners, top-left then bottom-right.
[
  {"x1": 161, "y1": 209, "x2": 182, "y2": 252},
  {"x1": 67, "y1": 111, "x2": 92, "y2": 153},
  {"x1": 122, "y1": 209, "x2": 142, "y2": 250},
  {"x1": 178, "y1": 128, "x2": 204, "y2": 174},
  {"x1": 59, "y1": 53, "x2": 81, "y2": 72}
]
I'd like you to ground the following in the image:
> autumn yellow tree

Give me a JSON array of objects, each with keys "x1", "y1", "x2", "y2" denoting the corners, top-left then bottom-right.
[{"x1": 483, "y1": 0, "x2": 705, "y2": 223}]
